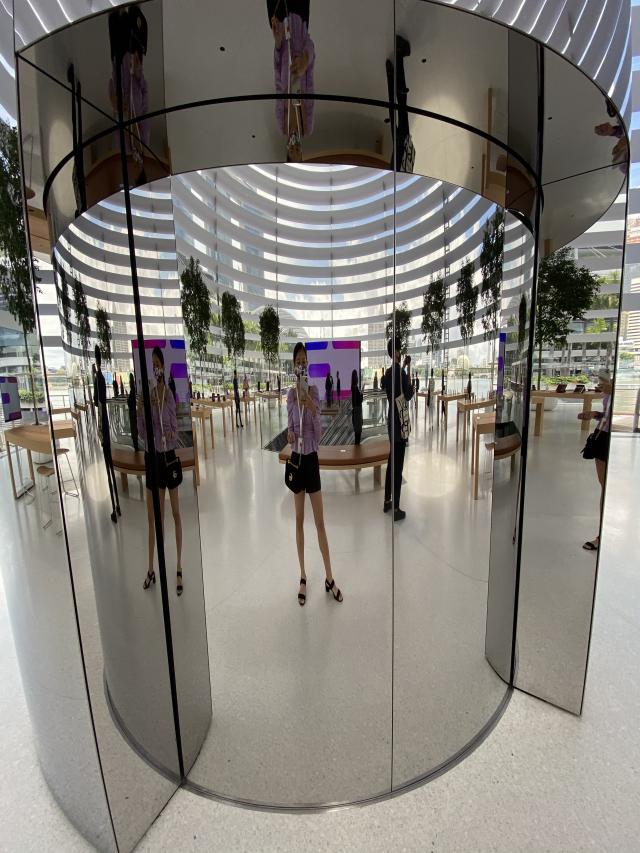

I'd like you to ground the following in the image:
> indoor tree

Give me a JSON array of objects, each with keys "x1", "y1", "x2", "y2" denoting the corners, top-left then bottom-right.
[
  {"x1": 480, "y1": 210, "x2": 504, "y2": 385},
  {"x1": 456, "y1": 260, "x2": 477, "y2": 391},
  {"x1": 420, "y1": 275, "x2": 447, "y2": 365},
  {"x1": 55, "y1": 263, "x2": 73, "y2": 344},
  {"x1": 95, "y1": 304, "x2": 112, "y2": 364},
  {"x1": 180, "y1": 256, "x2": 212, "y2": 391},
  {"x1": 259, "y1": 304, "x2": 280, "y2": 385},
  {"x1": 385, "y1": 301, "x2": 412, "y2": 355},
  {"x1": 72, "y1": 276, "x2": 91, "y2": 362},
  {"x1": 221, "y1": 291, "x2": 246, "y2": 366},
  {"x1": 534, "y1": 247, "x2": 601, "y2": 387},
  {"x1": 456, "y1": 260, "x2": 477, "y2": 347},
  {"x1": 0, "y1": 119, "x2": 41, "y2": 421}
]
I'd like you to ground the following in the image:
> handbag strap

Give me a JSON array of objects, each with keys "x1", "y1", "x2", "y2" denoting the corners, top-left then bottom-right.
[
  {"x1": 156, "y1": 385, "x2": 167, "y2": 453},
  {"x1": 296, "y1": 386, "x2": 303, "y2": 453}
]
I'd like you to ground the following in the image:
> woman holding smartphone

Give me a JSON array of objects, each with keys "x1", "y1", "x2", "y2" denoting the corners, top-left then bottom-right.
[
  {"x1": 137, "y1": 346, "x2": 184, "y2": 596},
  {"x1": 287, "y1": 343, "x2": 342, "y2": 606}
]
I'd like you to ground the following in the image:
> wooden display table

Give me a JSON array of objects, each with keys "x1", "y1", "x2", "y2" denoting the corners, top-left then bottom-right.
[
  {"x1": 191, "y1": 398, "x2": 235, "y2": 436},
  {"x1": 436, "y1": 392, "x2": 469, "y2": 425},
  {"x1": 111, "y1": 444, "x2": 199, "y2": 492},
  {"x1": 471, "y1": 412, "x2": 495, "y2": 500},
  {"x1": 279, "y1": 439, "x2": 390, "y2": 485},
  {"x1": 4, "y1": 422, "x2": 76, "y2": 500},
  {"x1": 457, "y1": 398, "x2": 496, "y2": 450},
  {"x1": 191, "y1": 406, "x2": 215, "y2": 456},
  {"x1": 530, "y1": 391, "x2": 605, "y2": 437}
]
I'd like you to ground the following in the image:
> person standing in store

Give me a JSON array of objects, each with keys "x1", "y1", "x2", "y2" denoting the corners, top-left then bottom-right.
[
  {"x1": 383, "y1": 339, "x2": 413, "y2": 521},
  {"x1": 336, "y1": 370, "x2": 341, "y2": 405},
  {"x1": 580, "y1": 368, "x2": 613, "y2": 552},
  {"x1": 119, "y1": 376, "x2": 125, "y2": 397},
  {"x1": 287, "y1": 342, "x2": 342, "y2": 606},
  {"x1": 427, "y1": 367, "x2": 436, "y2": 422},
  {"x1": 243, "y1": 373, "x2": 250, "y2": 399},
  {"x1": 415, "y1": 371, "x2": 420, "y2": 410},
  {"x1": 380, "y1": 368, "x2": 386, "y2": 391},
  {"x1": 351, "y1": 369, "x2": 363, "y2": 445},
  {"x1": 94, "y1": 345, "x2": 121, "y2": 524},
  {"x1": 112, "y1": 374, "x2": 119, "y2": 398},
  {"x1": 373, "y1": 371, "x2": 378, "y2": 392},
  {"x1": 277, "y1": 373, "x2": 281, "y2": 398},
  {"x1": 233, "y1": 369, "x2": 244, "y2": 428},
  {"x1": 127, "y1": 372, "x2": 139, "y2": 452},
  {"x1": 466, "y1": 372, "x2": 472, "y2": 401},
  {"x1": 138, "y1": 346, "x2": 184, "y2": 596},
  {"x1": 325, "y1": 371, "x2": 333, "y2": 407}
]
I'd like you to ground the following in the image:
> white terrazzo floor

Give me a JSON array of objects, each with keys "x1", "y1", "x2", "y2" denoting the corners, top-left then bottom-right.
[{"x1": 1, "y1": 411, "x2": 639, "y2": 852}]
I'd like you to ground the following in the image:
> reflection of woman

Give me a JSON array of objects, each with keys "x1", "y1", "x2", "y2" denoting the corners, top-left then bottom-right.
[
  {"x1": 137, "y1": 347, "x2": 184, "y2": 595},
  {"x1": 127, "y1": 372, "x2": 139, "y2": 452},
  {"x1": 351, "y1": 369, "x2": 363, "y2": 445},
  {"x1": 287, "y1": 343, "x2": 342, "y2": 606},
  {"x1": 580, "y1": 369, "x2": 613, "y2": 552},
  {"x1": 268, "y1": 0, "x2": 315, "y2": 162}
]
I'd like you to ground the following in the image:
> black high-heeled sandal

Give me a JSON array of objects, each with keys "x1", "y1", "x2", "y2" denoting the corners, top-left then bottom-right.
[
  {"x1": 298, "y1": 577, "x2": 306, "y2": 606},
  {"x1": 177, "y1": 571, "x2": 183, "y2": 596},
  {"x1": 325, "y1": 579, "x2": 343, "y2": 603},
  {"x1": 143, "y1": 570, "x2": 155, "y2": 590}
]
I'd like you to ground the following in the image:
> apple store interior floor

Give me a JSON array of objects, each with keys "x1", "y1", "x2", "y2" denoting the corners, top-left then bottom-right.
[{"x1": 1, "y1": 400, "x2": 640, "y2": 851}]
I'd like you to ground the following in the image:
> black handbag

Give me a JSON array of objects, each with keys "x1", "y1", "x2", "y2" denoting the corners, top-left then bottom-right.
[
  {"x1": 581, "y1": 429, "x2": 600, "y2": 460},
  {"x1": 285, "y1": 390, "x2": 304, "y2": 492},
  {"x1": 164, "y1": 448, "x2": 183, "y2": 487},
  {"x1": 285, "y1": 449, "x2": 303, "y2": 492}
]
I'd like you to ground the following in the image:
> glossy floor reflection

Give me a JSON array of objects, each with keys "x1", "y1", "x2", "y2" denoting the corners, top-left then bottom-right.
[
  {"x1": 2, "y1": 432, "x2": 639, "y2": 851},
  {"x1": 189, "y1": 397, "x2": 505, "y2": 803}
]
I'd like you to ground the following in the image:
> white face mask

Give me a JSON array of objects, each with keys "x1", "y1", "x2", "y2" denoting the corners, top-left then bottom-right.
[{"x1": 294, "y1": 363, "x2": 307, "y2": 378}]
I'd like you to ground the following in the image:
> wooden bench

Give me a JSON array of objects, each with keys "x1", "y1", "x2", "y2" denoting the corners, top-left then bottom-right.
[
  {"x1": 111, "y1": 446, "x2": 199, "y2": 492},
  {"x1": 278, "y1": 439, "x2": 390, "y2": 485}
]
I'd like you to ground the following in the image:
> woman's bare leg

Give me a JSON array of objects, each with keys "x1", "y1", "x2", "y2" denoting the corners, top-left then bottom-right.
[
  {"x1": 169, "y1": 487, "x2": 182, "y2": 573},
  {"x1": 309, "y1": 491, "x2": 333, "y2": 582}
]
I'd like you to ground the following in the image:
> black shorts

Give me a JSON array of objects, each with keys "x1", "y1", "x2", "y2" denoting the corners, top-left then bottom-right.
[
  {"x1": 145, "y1": 451, "x2": 180, "y2": 491},
  {"x1": 593, "y1": 430, "x2": 610, "y2": 463},
  {"x1": 293, "y1": 451, "x2": 321, "y2": 495}
]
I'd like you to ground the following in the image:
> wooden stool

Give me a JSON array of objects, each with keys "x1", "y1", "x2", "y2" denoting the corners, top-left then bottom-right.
[{"x1": 36, "y1": 464, "x2": 61, "y2": 533}]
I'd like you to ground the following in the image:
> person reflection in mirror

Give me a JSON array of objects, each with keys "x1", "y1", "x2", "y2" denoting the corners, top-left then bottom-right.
[
  {"x1": 233, "y1": 369, "x2": 244, "y2": 428},
  {"x1": 288, "y1": 342, "x2": 342, "y2": 606},
  {"x1": 386, "y1": 35, "x2": 413, "y2": 172},
  {"x1": 579, "y1": 368, "x2": 613, "y2": 553},
  {"x1": 108, "y1": 5, "x2": 149, "y2": 184},
  {"x1": 351, "y1": 369, "x2": 363, "y2": 445},
  {"x1": 384, "y1": 340, "x2": 413, "y2": 521},
  {"x1": 466, "y1": 372, "x2": 472, "y2": 401},
  {"x1": 127, "y1": 372, "x2": 139, "y2": 452},
  {"x1": 137, "y1": 347, "x2": 184, "y2": 595},
  {"x1": 94, "y1": 345, "x2": 121, "y2": 524},
  {"x1": 268, "y1": 0, "x2": 315, "y2": 162},
  {"x1": 427, "y1": 367, "x2": 435, "y2": 416}
]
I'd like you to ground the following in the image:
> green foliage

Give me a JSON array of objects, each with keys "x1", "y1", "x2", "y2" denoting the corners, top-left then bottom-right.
[
  {"x1": 385, "y1": 302, "x2": 412, "y2": 355},
  {"x1": 244, "y1": 319, "x2": 260, "y2": 335},
  {"x1": 259, "y1": 305, "x2": 280, "y2": 370},
  {"x1": 19, "y1": 387, "x2": 45, "y2": 404},
  {"x1": 619, "y1": 351, "x2": 634, "y2": 362},
  {"x1": 518, "y1": 294, "x2": 528, "y2": 348},
  {"x1": 535, "y1": 248, "x2": 601, "y2": 384},
  {"x1": 0, "y1": 120, "x2": 36, "y2": 337},
  {"x1": 455, "y1": 260, "x2": 477, "y2": 346},
  {"x1": 180, "y1": 257, "x2": 211, "y2": 362},
  {"x1": 480, "y1": 210, "x2": 504, "y2": 340},
  {"x1": 95, "y1": 304, "x2": 112, "y2": 363},
  {"x1": 586, "y1": 317, "x2": 608, "y2": 335},
  {"x1": 221, "y1": 291, "x2": 245, "y2": 362},
  {"x1": 72, "y1": 277, "x2": 91, "y2": 360},
  {"x1": 590, "y1": 293, "x2": 619, "y2": 310},
  {"x1": 420, "y1": 276, "x2": 447, "y2": 354}
]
